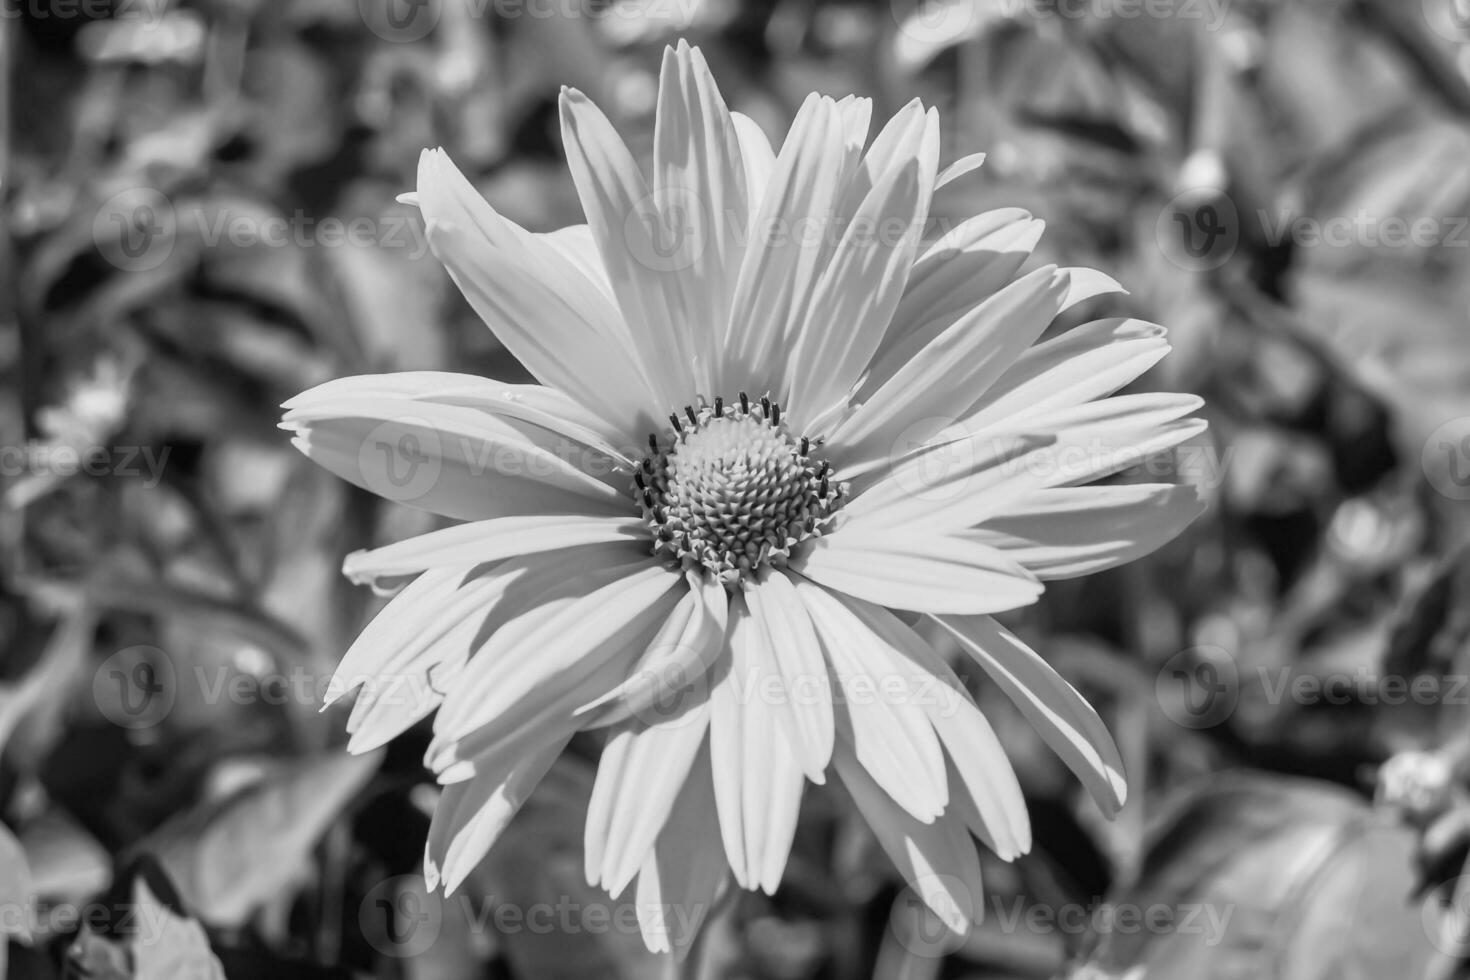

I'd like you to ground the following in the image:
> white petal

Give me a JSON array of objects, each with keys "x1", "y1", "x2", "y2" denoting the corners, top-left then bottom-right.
[
  {"x1": 795, "y1": 530, "x2": 1042, "y2": 616},
  {"x1": 415, "y1": 150, "x2": 659, "y2": 441},
  {"x1": 829, "y1": 266, "x2": 1070, "y2": 470},
  {"x1": 840, "y1": 431, "x2": 1057, "y2": 530},
  {"x1": 585, "y1": 702, "x2": 711, "y2": 899},
  {"x1": 425, "y1": 733, "x2": 572, "y2": 894},
  {"x1": 721, "y1": 95, "x2": 851, "y2": 402},
  {"x1": 283, "y1": 396, "x2": 624, "y2": 522},
  {"x1": 577, "y1": 573, "x2": 729, "y2": 728},
  {"x1": 932, "y1": 615, "x2": 1127, "y2": 815},
  {"x1": 833, "y1": 601, "x2": 1031, "y2": 860},
  {"x1": 433, "y1": 560, "x2": 684, "y2": 750},
  {"x1": 341, "y1": 514, "x2": 645, "y2": 587},
  {"x1": 833, "y1": 742, "x2": 983, "y2": 934},
  {"x1": 709, "y1": 592, "x2": 807, "y2": 892},
  {"x1": 654, "y1": 41, "x2": 750, "y2": 393},
  {"x1": 746, "y1": 572, "x2": 833, "y2": 781},
  {"x1": 869, "y1": 209, "x2": 1044, "y2": 390},
  {"x1": 976, "y1": 392, "x2": 1206, "y2": 488},
  {"x1": 541, "y1": 225, "x2": 616, "y2": 304},
  {"x1": 560, "y1": 88, "x2": 698, "y2": 408},
  {"x1": 972, "y1": 483, "x2": 1205, "y2": 579},
  {"x1": 635, "y1": 748, "x2": 728, "y2": 954},
  {"x1": 966, "y1": 318, "x2": 1170, "y2": 430},
  {"x1": 935, "y1": 151, "x2": 987, "y2": 188},
  {"x1": 794, "y1": 579, "x2": 948, "y2": 822},
  {"x1": 730, "y1": 112, "x2": 775, "y2": 212}
]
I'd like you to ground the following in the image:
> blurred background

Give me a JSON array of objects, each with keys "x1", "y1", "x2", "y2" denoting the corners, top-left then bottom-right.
[{"x1": 4, "y1": 0, "x2": 1470, "y2": 977}]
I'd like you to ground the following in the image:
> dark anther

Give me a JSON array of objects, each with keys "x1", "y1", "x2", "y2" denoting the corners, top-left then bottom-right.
[
  {"x1": 799, "y1": 436, "x2": 810, "y2": 456},
  {"x1": 739, "y1": 392, "x2": 750, "y2": 414},
  {"x1": 648, "y1": 434, "x2": 660, "y2": 454},
  {"x1": 641, "y1": 457, "x2": 654, "y2": 473},
  {"x1": 714, "y1": 396, "x2": 724, "y2": 416},
  {"x1": 634, "y1": 470, "x2": 646, "y2": 489},
  {"x1": 770, "y1": 403, "x2": 781, "y2": 427},
  {"x1": 669, "y1": 413, "x2": 682, "y2": 434},
  {"x1": 820, "y1": 475, "x2": 829, "y2": 496},
  {"x1": 685, "y1": 406, "x2": 698, "y2": 426},
  {"x1": 760, "y1": 396, "x2": 772, "y2": 418}
]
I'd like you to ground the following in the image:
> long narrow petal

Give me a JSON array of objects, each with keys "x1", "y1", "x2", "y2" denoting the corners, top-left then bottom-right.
[
  {"x1": 794, "y1": 579, "x2": 948, "y2": 822},
  {"x1": 933, "y1": 615, "x2": 1127, "y2": 815},
  {"x1": 577, "y1": 573, "x2": 728, "y2": 727},
  {"x1": 341, "y1": 514, "x2": 645, "y2": 587},
  {"x1": 935, "y1": 151, "x2": 987, "y2": 188},
  {"x1": 709, "y1": 592, "x2": 807, "y2": 892},
  {"x1": 415, "y1": 150, "x2": 659, "y2": 440},
  {"x1": 828, "y1": 266, "x2": 1070, "y2": 469},
  {"x1": 971, "y1": 483, "x2": 1205, "y2": 579},
  {"x1": 795, "y1": 531, "x2": 1042, "y2": 616},
  {"x1": 654, "y1": 40, "x2": 749, "y2": 392},
  {"x1": 721, "y1": 95, "x2": 850, "y2": 401},
  {"x1": 833, "y1": 743, "x2": 983, "y2": 933},
  {"x1": 840, "y1": 432, "x2": 1056, "y2": 530},
  {"x1": 746, "y1": 572, "x2": 833, "y2": 781},
  {"x1": 966, "y1": 318, "x2": 1171, "y2": 430},
  {"x1": 879, "y1": 211, "x2": 1042, "y2": 370},
  {"x1": 635, "y1": 749, "x2": 728, "y2": 955},
  {"x1": 425, "y1": 733, "x2": 573, "y2": 894},
  {"x1": 560, "y1": 88, "x2": 698, "y2": 407},
  {"x1": 971, "y1": 393, "x2": 1206, "y2": 488},
  {"x1": 431, "y1": 559, "x2": 685, "y2": 762},
  {"x1": 834, "y1": 600, "x2": 1031, "y2": 860},
  {"x1": 585, "y1": 701, "x2": 711, "y2": 899},
  {"x1": 283, "y1": 396, "x2": 625, "y2": 522}
]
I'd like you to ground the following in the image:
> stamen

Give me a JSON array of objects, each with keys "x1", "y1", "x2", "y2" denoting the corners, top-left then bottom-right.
[{"x1": 632, "y1": 394, "x2": 846, "y2": 587}]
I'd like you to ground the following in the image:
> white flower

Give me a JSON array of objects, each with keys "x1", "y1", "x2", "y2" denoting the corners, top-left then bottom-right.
[{"x1": 282, "y1": 40, "x2": 1205, "y2": 954}]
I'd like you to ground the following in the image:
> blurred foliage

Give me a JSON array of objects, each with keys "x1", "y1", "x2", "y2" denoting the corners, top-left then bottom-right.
[{"x1": 2, "y1": 0, "x2": 1470, "y2": 977}]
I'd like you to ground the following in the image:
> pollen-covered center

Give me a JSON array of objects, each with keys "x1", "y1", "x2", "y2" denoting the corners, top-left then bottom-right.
[{"x1": 634, "y1": 394, "x2": 846, "y2": 585}]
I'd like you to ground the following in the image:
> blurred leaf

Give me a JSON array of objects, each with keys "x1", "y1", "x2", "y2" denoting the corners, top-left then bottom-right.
[
  {"x1": 20, "y1": 810, "x2": 112, "y2": 910},
  {"x1": 135, "y1": 750, "x2": 382, "y2": 927},
  {"x1": 131, "y1": 876, "x2": 226, "y2": 980},
  {"x1": 0, "y1": 824, "x2": 35, "y2": 945},
  {"x1": 1069, "y1": 773, "x2": 1437, "y2": 979}
]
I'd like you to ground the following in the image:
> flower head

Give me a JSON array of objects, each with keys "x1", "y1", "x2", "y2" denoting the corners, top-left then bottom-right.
[{"x1": 283, "y1": 40, "x2": 1205, "y2": 954}]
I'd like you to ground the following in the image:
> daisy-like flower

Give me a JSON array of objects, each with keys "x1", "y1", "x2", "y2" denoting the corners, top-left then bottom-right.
[{"x1": 283, "y1": 42, "x2": 1204, "y2": 954}]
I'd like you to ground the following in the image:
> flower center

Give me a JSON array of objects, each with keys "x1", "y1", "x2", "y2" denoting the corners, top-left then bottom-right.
[{"x1": 634, "y1": 394, "x2": 846, "y2": 586}]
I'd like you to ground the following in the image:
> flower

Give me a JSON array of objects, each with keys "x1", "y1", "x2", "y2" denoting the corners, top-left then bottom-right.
[{"x1": 282, "y1": 41, "x2": 1205, "y2": 954}]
